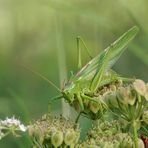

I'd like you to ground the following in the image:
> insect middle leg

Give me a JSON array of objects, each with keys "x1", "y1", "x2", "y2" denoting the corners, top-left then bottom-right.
[{"x1": 81, "y1": 93, "x2": 107, "y2": 114}]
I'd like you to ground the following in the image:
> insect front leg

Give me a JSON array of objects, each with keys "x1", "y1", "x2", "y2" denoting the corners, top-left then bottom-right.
[
  {"x1": 81, "y1": 93, "x2": 98, "y2": 103},
  {"x1": 48, "y1": 95, "x2": 63, "y2": 112},
  {"x1": 49, "y1": 95, "x2": 63, "y2": 102}
]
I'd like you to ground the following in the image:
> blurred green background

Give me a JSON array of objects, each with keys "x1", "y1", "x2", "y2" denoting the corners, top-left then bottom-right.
[{"x1": 0, "y1": 0, "x2": 148, "y2": 147}]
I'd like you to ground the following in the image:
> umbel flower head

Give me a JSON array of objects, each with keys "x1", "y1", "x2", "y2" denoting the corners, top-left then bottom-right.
[
  {"x1": 0, "y1": 116, "x2": 27, "y2": 140},
  {"x1": 0, "y1": 116, "x2": 27, "y2": 132},
  {"x1": 103, "y1": 79, "x2": 148, "y2": 122},
  {"x1": 28, "y1": 114, "x2": 80, "y2": 147},
  {"x1": 78, "y1": 120, "x2": 145, "y2": 148}
]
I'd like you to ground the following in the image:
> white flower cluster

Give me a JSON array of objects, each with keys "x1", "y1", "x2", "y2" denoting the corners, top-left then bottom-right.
[{"x1": 0, "y1": 116, "x2": 27, "y2": 140}]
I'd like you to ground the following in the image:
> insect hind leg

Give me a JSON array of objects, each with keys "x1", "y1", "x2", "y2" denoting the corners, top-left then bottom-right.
[
  {"x1": 77, "y1": 36, "x2": 93, "y2": 70},
  {"x1": 81, "y1": 93, "x2": 107, "y2": 115}
]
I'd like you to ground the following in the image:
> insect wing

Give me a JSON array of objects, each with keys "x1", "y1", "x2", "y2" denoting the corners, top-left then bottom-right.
[
  {"x1": 90, "y1": 26, "x2": 139, "y2": 91},
  {"x1": 72, "y1": 26, "x2": 138, "y2": 86},
  {"x1": 72, "y1": 52, "x2": 103, "y2": 82}
]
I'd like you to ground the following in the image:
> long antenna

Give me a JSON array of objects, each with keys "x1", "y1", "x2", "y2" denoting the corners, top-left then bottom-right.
[{"x1": 21, "y1": 64, "x2": 61, "y2": 93}]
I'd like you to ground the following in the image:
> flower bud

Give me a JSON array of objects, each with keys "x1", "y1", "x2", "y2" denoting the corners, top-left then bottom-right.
[
  {"x1": 134, "y1": 120, "x2": 141, "y2": 130},
  {"x1": 28, "y1": 125, "x2": 35, "y2": 137},
  {"x1": 29, "y1": 114, "x2": 80, "y2": 147},
  {"x1": 142, "y1": 111, "x2": 148, "y2": 124},
  {"x1": 118, "y1": 79, "x2": 123, "y2": 86},
  {"x1": 104, "y1": 92, "x2": 118, "y2": 108},
  {"x1": 113, "y1": 140, "x2": 120, "y2": 148},
  {"x1": 64, "y1": 129, "x2": 77, "y2": 146},
  {"x1": 89, "y1": 101, "x2": 100, "y2": 114},
  {"x1": 110, "y1": 85, "x2": 116, "y2": 91},
  {"x1": 103, "y1": 142, "x2": 114, "y2": 148},
  {"x1": 28, "y1": 125, "x2": 44, "y2": 144},
  {"x1": 51, "y1": 131, "x2": 63, "y2": 147},
  {"x1": 133, "y1": 79, "x2": 146, "y2": 96},
  {"x1": 120, "y1": 134, "x2": 133, "y2": 148},
  {"x1": 144, "y1": 83, "x2": 148, "y2": 101},
  {"x1": 118, "y1": 87, "x2": 135, "y2": 105},
  {"x1": 73, "y1": 132, "x2": 80, "y2": 144},
  {"x1": 89, "y1": 138, "x2": 96, "y2": 145},
  {"x1": 138, "y1": 138, "x2": 145, "y2": 148}
]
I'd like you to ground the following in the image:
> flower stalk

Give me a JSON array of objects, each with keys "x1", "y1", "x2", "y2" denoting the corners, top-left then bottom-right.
[{"x1": 133, "y1": 120, "x2": 138, "y2": 148}]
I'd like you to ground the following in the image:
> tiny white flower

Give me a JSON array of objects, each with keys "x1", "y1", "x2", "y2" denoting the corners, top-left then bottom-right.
[
  {"x1": 0, "y1": 130, "x2": 4, "y2": 140},
  {"x1": 0, "y1": 116, "x2": 27, "y2": 132},
  {"x1": 19, "y1": 124, "x2": 27, "y2": 132}
]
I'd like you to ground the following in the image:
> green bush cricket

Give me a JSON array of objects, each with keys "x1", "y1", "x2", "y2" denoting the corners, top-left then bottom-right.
[
  {"x1": 60, "y1": 26, "x2": 139, "y2": 119},
  {"x1": 23, "y1": 26, "x2": 139, "y2": 120}
]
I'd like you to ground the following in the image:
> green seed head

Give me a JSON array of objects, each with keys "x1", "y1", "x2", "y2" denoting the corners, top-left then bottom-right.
[
  {"x1": 51, "y1": 131, "x2": 63, "y2": 147},
  {"x1": 142, "y1": 110, "x2": 148, "y2": 124},
  {"x1": 64, "y1": 129, "x2": 77, "y2": 146},
  {"x1": 119, "y1": 134, "x2": 133, "y2": 148}
]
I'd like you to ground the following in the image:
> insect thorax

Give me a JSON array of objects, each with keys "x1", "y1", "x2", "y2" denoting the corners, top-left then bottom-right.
[{"x1": 62, "y1": 80, "x2": 90, "y2": 102}]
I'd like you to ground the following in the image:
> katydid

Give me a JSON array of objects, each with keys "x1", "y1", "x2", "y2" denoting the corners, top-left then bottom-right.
[
  {"x1": 60, "y1": 26, "x2": 139, "y2": 118},
  {"x1": 24, "y1": 26, "x2": 139, "y2": 120}
]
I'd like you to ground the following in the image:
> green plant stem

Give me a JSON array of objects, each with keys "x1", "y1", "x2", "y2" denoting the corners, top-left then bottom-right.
[
  {"x1": 55, "y1": 15, "x2": 70, "y2": 118},
  {"x1": 75, "y1": 112, "x2": 82, "y2": 124},
  {"x1": 136, "y1": 100, "x2": 143, "y2": 119},
  {"x1": 133, "y1": 120, "x2": 138, "y2": 148}
]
